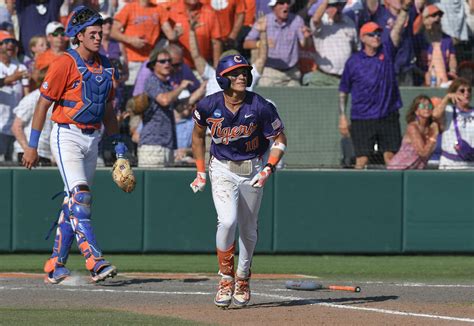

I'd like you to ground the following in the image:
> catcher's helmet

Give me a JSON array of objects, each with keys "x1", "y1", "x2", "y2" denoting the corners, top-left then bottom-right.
[
  {"x1": 66, "y1": 6, "x2": 103, "y2": 38},
  {"x1": 216, "y1": 54, "x2": 253, "y2": 90}
]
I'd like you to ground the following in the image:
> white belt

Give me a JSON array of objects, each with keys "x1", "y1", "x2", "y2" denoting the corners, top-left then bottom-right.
[{"x1": 212, "y1": 156, "x2": 261, "y2": 176}]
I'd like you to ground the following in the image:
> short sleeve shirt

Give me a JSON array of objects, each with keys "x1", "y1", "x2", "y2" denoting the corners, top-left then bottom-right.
[
  {"x1": 339, "y1": 38, "x2": 402, "y2": 120},
  {"x1": 140, "y1": 73, "x2": 177, "y2": 149},
  {"x1": 114, "y1": 2, "x2": 168, "y2": 62},
  {"x1": 245, "y1": 12, "x2": 304, "y2": 70},
  {"x1": 193, "y1": 91, "x2": 284, "y2": 161},
  {"x1": 41, "y1": 53, "x2": 116, "y2": 129}
]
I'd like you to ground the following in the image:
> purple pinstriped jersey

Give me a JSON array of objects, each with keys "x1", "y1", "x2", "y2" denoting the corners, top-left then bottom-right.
[{"x1": 193, "y1": 91, "x2": 284, "y2": 161}]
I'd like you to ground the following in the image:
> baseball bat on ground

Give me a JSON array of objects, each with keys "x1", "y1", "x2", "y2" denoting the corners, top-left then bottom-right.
[{"x1": 285, "y1": 280, "x2": 361, "y2": 293}]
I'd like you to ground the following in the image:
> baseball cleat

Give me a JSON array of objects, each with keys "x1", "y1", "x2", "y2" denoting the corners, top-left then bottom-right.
[
  {"x1": 233, "y1": 277, "x2": 251, "y2": 307},
  {"x1": 90, "y1": 263, "x2": 117, "y2": 283},
  {"x1": 214, "y1": 277, "x2": 234, "y2": 308},
  {"x1": 45, "y1": 266, "x2": 70, "y2": 284}
]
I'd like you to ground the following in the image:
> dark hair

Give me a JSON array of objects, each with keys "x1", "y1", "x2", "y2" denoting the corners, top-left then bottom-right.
[
  {"x1": 406, "y1": 95, "x2": 433, "y2": 123},
  {"x1": 447, "y1": 77, "x2": 472, "y2": 94}
]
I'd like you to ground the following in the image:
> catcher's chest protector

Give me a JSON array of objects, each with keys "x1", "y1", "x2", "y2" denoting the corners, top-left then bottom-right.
[{"x1": 64, "y1": 49, "x2": 114, "y2": 125}]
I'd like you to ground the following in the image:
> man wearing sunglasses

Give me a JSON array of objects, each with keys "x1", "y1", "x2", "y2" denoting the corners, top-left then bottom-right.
[
  {"x1": 137, "y1": 49, "x2": 196, "y2": 167},
  {"x1": 339, "y1": 0, "x2": 413, "y2": 169},
  {"x1": 0, "y1": 31, "x2": 29, "y2": 162},
  {"x1": 35, "y1": 21, "x2": 68, "y2": 71}
]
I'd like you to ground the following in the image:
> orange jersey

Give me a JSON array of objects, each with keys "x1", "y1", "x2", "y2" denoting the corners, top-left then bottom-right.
[
  {"x1": 201, "y1": 0, "x2": 245, "y2": 38},
  {"x1": 41, "y1": 53, "x2": 115, "y2": 129},
  {"x1": 35, "y1": 49, "x2": 63, "y2": 71},
  {"x1": 168, "y1": 1, "x2": 223, "y2": 67},
  {"x1": 114, "y1": 2, "x2": 169, "y2": 62}
]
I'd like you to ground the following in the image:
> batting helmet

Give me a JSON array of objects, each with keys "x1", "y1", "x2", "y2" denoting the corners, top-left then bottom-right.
[
  {"x1": 216, "y1": 54, "x2": 253, "y2": 90},
  {"x1": 65, "y1": 6, "x2": 103, "y2": 38}
]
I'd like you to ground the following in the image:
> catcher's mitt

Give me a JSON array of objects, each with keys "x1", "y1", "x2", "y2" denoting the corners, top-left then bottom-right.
[
  {"x1": 126, "y1": 93, "x2": 149, "y2": 115},
  {"x1": 112, "y1": 158, "x2": 136, "y2": 193}
]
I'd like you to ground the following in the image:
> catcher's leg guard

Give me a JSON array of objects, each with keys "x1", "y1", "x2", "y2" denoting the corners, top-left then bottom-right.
[
  {"x1": 44, "y1": 197, "x2": 74, "y2": 274},
  {"x1": 69, "y1": 185, "x2": 106, "y2": 271}
]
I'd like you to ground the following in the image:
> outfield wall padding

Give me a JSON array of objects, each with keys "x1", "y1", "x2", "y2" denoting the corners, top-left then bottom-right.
[
  {"x1": 403, "y1": 171, "x2": 474, "y2": 252},
  {"x1": 1, "y1": 169, "x2": 473, "y2": 254}
]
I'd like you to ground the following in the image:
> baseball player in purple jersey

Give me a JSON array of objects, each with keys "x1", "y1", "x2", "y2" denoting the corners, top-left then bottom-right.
[
  {"x1": 190, "y1": 54, "x2": 287, "y2": 308},
  {"x1": 22, "y1": 6, "x2": 127, "y2": 284}
]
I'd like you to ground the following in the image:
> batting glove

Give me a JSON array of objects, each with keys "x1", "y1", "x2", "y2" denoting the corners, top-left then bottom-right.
[
  {"x1": 190, "y1": 172, "x2": 206, "y2": 193},
  {"x1": 250, "y1": 166, "x2": 273, "y2": 188}
]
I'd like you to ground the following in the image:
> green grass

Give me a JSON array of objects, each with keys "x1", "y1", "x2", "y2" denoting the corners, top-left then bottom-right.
[
  {"x1": 1, "y1": 254, "x2": 473, "y2": 282},
  {"x1": 0, "y1": 308, "x2": 211, "y2": 325}
]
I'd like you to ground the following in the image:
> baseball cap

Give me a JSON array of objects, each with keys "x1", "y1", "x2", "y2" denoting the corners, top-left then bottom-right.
[
  {"x1": 0, "y1": 30, "x2": 15, "y2": 42},
  {"x1": 359, "y1": 22, "x2": 382, "y2": 38},
  {"x1": 423, "y1": 5, "x2": 443, "y2": 18},
  {"x1": 268, "y1": 0, "x2": 295, "y2": 7},
  {"x1": 45, "y1": 21, "x2": 65, "y2": 35}
]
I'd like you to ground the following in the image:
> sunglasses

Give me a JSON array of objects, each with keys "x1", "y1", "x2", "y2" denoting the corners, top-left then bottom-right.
[
  {"x1": 457, "y1": 88, "x2": 472, "y2": 94},
  {"x1": 366, "y1": 31, "x2": 381, "y2": 38},
  {"x1": 51, "y1": 30, "x2": 65, "y2": 37},
  {"x1": 276, "y1": 0, "x2": 291, "y2": 5},
  {"x1": 417, "y1": 103, "x2": 434, "y2": 110},
  {"x1": 157, "y1": 58, "x2": 172, "y2": 64},
  {"x1": 0, "y1": 38, "x2": 17, "y2": 45}
]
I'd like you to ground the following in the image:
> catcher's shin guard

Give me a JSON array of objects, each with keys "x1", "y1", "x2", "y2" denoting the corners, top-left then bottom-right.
[
  {"x1": 69, "y1": 185, "x2": 104, "y2": 271},
  {"x1": 217, "y1": 243, "x2": 235, "y2": 277},
  {"x1": 44, "y1": 197, "x2": 74, "y2": 273}
]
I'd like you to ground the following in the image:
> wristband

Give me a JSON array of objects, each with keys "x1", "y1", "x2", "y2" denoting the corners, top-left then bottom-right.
[
  {"x1": 28, "y1": 128, "x2": 41, "y2": 149},
  {"x1": 271, "y1": 141, "x2": 286, "y2": 153},
  {"x1": 265, "y1": 163, "x2": 276, "y2": 173}
]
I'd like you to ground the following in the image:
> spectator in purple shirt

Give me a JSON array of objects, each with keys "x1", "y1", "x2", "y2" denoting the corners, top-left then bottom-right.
[
  {"x1": 243, "y1": 0, "x2": 308, "y2": 86},
  {"x1": 345, "y1": 0, "x2": 418, "y2": 85},
  {"x1": 339, "y1": 0, "x2": 412, "y2": 169}
]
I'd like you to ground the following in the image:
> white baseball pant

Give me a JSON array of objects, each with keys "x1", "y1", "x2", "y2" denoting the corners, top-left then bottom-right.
[{"x1": 209, "y1": 156, "x2": 264, "y2": 279}]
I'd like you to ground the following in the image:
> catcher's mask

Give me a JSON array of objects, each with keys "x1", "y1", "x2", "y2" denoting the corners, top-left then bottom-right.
[
  {"x1": 66, "y1": 5, "x2": 103, "y2": 38},
  {"x1": 216, "y1": 54, "x2": 253, "y2": 90}
]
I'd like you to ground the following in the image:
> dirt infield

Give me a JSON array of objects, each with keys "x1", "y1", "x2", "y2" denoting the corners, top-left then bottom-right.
[{"x1": 0, "y1": 273, "x2": 473, "y2": 325}]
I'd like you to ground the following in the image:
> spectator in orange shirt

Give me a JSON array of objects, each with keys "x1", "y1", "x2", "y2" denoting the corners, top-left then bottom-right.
[
  {"x1": 202, "y1": 0, "x2": 245, "y2": 50},
  {"x1": 168, "y1": 0, "x2": 223, "y2": 68},
  {"x1": 111, "y1": 0, "x2": 182, "y2": 86},
  {"x1": 35, "y1": 21, "x2": 68, "y2": 71}
]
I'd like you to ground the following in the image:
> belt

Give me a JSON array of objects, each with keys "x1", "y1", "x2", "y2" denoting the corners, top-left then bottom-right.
[{"x1": 58, "y1": 123, "x2": 97, "y2": 135}]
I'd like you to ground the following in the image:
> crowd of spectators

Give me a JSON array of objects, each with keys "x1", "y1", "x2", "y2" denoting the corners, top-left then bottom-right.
[{"x1": 0, "y1": 0, "x2": 472, "y2": 169}]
